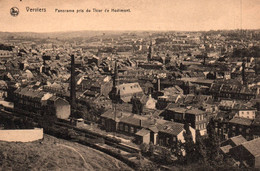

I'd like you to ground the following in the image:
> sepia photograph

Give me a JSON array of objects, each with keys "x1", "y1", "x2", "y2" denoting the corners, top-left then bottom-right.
[{"x1": 0, "y1": 0, "x2": 260, "y2": 170}]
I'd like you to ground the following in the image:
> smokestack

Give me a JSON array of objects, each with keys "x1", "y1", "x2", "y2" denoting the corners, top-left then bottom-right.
[
  {"x1": 70, "y1": 54, "x2": 76, "y2": 112},
  {"x1": 242, "y1": 60, "x2": 246, "y2": 85},
  {"x1": 113, "y1": 61, "x2": 119, "y2": 87}
]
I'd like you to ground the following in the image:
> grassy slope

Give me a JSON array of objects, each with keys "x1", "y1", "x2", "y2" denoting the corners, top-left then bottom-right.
[{"x1": 0, "y1": 134, "x2": 133, "y2": 171}]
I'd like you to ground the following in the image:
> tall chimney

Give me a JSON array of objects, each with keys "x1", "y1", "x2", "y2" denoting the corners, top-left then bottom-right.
[
  {"x1": 242, "y1": 60, "x2": 246, "y2": 85},
  {"x1": 113, "y1": 60, "x2": 119, "y2": 87},
  {"x1": 70, "y1": 54, "x2": 76, "y2": 112}
]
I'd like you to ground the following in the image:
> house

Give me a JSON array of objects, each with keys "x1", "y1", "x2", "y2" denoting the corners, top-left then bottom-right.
[
  {"x1": 45, "y1": 96, "x2": 70, "y2": 120},
  {"x1": 100, "y1": 110, "x2": 196, "y2": 146},
  {"x1": 221, "y1": 135, "x2": 247, "y2": 148},
  {"x1": 209, "y1": 83, "x2": 257, "y2": 101},
  {"x1": 13, "y1": 87, "x2": 71, "y2": 120},
  {"x1": 116, "y1": 82, "x2": 144, "y2": 103},
  {"x1": 228, "y1": 117, "x2": 253, "y2": 140},
  {"x1": 156, "y1": 119, "x2": 196, "y2": 147},
  {"x1": 0, "y1": 50, "x2": 13, "y2": 61},
  {"x1": 237, "y1": 109, "x2": 257, "y2": 120},
  {"x1": 160, "y1": 107, "x2": 208, "y2": 136},
  {"x1": 229, "y1": 138, "x2": 260, "y2": 168},
  {"x1": 185, "y1": 108, "x2": 208, "y2": 136},
  {"x1": 219, "y1": 100, "x2": 236, "y2": 111}
]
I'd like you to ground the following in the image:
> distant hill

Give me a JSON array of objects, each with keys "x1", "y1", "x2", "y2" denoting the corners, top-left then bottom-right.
[{"x1": 0, "y1": 30, "x2": 145, "y2": 39}]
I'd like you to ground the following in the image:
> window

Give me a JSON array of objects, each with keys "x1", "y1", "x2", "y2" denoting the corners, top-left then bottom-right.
[
  {"x1": 246, "y1": 128, "x2": 250, "y2": 134},
  {"x1": 173, "y1": 137, "x2": 176, "y2": 142},
  {"x1": 166, "y1": 137, "x2": 170, "y2": 145},
  {"x1": 130, "y1": 127, "x2": 134, "y2": 133},
  {"x1": 119, "y1": 123, "x2": 124, "y2": 131},
  {"x1": 125, "y1": 125, "x2": 129, "y2": 132}
]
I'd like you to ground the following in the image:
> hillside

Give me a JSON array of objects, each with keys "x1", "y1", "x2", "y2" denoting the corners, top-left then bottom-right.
[{"x1": 0, "y1": 134, "x2": 132, "y2": 171}]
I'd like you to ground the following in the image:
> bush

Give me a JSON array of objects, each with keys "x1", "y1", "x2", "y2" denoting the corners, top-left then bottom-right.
[{"x1": 140, "y1": 143, "x2": 149, "y2": 155}]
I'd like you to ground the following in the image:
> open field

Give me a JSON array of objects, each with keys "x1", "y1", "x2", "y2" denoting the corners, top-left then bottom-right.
[{"x1": 0, "y1": 134, "x2": 133, "y2": 171}]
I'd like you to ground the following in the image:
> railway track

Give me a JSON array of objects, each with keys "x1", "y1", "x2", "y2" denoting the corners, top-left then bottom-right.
[{"x1": 0, "y1": 108, "x2": 140, "y2": 168}]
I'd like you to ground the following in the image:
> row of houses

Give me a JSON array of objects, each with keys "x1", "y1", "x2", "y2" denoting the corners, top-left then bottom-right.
[
  {"x1": 209, "y1": 83, "x2": 258, "y2": 101},
  {"x1": 13, "y1": 87, "x2": 71, "y2": 120},
  {"x1": 212, "y1": 108, "x2": 260, "y2": 141},
  {"x1": 100, "y1": 110, "x2": 196, "y2": 147}
]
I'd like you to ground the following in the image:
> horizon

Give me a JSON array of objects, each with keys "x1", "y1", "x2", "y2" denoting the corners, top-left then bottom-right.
[{"x1": 1, "y1": 28, "x2": 260, "y2": 34}]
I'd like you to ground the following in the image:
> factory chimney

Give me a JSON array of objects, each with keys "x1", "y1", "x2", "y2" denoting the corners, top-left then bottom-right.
[
  {"x1": 70, "y1": 54, "x2": 76, "y2": 113},
  {"x1": 242, "y1": 59, "x2": 246, "y2": 85}
]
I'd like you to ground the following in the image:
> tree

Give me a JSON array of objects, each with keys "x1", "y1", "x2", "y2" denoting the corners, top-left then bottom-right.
[
  {"x1": 183, "y1": 122, "x2": 196, "y2": 165},
  {"x1": 131, "y1": 96, "x2": 143, "y2": 114},
  {"x1": 140, "y1": 143, "x2": 149, "y2": 155},
  {"x1": 171, "y1": 140, "x2": 185, "y2": 164},
  {"x1": 205, "y1": 118, "x2": 223, "y2": 166},
  {"x1": 195, "y1": 130, "x2": 208, "y2": 164},
  {"x1": 148, "y1": 142, "x2": 155, "y2": 157},
  {"x1": 159, "y1": 147, "x2": 172, "y2": 165}
]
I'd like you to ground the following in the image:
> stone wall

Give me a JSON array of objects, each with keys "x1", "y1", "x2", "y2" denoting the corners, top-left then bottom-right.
[{"x1": 0, "y1": 128, "x2": 43, "y2": 142}]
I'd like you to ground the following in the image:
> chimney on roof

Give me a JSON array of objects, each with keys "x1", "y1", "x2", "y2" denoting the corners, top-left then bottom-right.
[
  {"x1": 158, "y1": 78, "x2": 160, "y2": 92},
  {"x1": 70, "y1": 54, "x2": 76, "y2": 113},
  {"x1": 139, "y1": 119, "x2": 142, "y2": 127}
]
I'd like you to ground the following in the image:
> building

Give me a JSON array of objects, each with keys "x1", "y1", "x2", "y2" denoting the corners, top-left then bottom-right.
[
  {"x1": 229, "y1": 138, "x2": 260, "y2": 168},
  {"x1": 237, "y1": 109, "x2": 257, "y2": 120},
  {"x1": 0, "y1": 50, "x2": 13, "y2": 61},
  {"x1": 100, "y1": 110, "x2": 196, "y2": 146},
  {"x1": 116, "y1": 82, "x2": 144, "y2": 103},
  {"x1": 209, "y1": 83, "x2": 257, "y2": 101},
  {"x1": 13, "y1": 87, "x2": 70, "y2": 120},
  {"x1": 160, "y1": 107, "x2": 208, "y2": 136}
]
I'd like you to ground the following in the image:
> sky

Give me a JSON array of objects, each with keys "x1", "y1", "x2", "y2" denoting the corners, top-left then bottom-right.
[{"x1": 0, "y1": 0, "x2": 259, "y2": 32}]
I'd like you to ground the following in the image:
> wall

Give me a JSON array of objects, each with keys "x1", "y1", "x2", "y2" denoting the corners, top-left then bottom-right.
[
  {"x1": 238, "y1": 110, "x2": 256, "y2": 120},
  {"x1": 0, "y1": 128, "x2": 43, "y2": 142}
]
